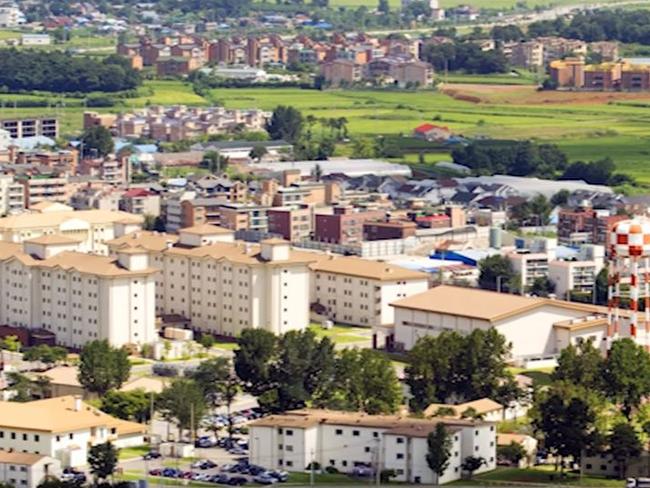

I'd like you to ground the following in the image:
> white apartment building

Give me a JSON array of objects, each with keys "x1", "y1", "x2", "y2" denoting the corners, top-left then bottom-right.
[
  {"x1": 0, "y1": 175, "x2": 25, "y2": 217},
  {"x1": 390, "y1": 285, "x2": 637, "y2": 364},
  {"x1": 0, "y1": 236, "x2": 157, "y2": 349},
  {"x1": 548, "y1": 245, "x2": 605, "y2": 299},
  {"x1": 249, "y1": 409, "x2": 496, "y2": 485},
  {"x1": 164, "y1": 191, "x2": 196, "y2": 233},
  {"x1": 0, "y1": 4, "x2": 24, "y2": 27},
  {"x1": 310, "y1": 256, "x2": 429, "y2": 328},
  {"x1": 0, "y1": 396, "x2": 145, "y2": 468},
  {"x1": 108, "y1": 228, "x2": 317, "y2": 336},
  {"x1": 0, "y1": 451, "x2": 60, "y2": 488},
  {"x1": 0, "y1": 204, "x2": 143, "y2": 255}
]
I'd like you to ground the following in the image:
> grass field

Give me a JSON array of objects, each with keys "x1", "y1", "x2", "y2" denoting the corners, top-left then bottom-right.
[
  {"x1": 308, "y1": 323, "x2": 370, "y2": 344},
  {"x1": 451, "y1": 466, "x2": 623, "y2": 487},
  {"x1": 328, "y1": 0, "x2": 623, "y2": 10},
  {"x1": 118, "y1": 445, "x2": 150, "y2": 461}
]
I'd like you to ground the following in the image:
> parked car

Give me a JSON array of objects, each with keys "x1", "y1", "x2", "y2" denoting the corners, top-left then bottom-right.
[
  {"x1": 268, "y1": 470, "x2": 289, "y2": 482},
  {"x1": 227, "y1": 476, "x2": 247, "y2": 486},
  {"x1": 148, "y1": 469, "x2": 162, "y2": 477},
  {"x1": 253, "y1": 474, "x2": 276, "y2": 485},
  {"x1": 143, "y1": 451, "x2": 162, "y2": 460},
  {"x1": 228, "y1": 446, "x2": 248, "y2": 455},
  {"x1": 212, "y1": 474, "x2": 230, "y2": 484},
  {"x1": 248, "y1": 465, "x2": 265, "y2": 476},
  {"x1": 352, "y1": 466, "x2": 373, "y2": 477}
]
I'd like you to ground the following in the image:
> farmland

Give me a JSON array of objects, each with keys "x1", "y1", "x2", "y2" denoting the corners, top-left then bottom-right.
[
  {"x1": 329, "y1": 0, "x2": 623, "y2": 10},
  {"x1": 4, "y1": 80, "x2": 650, "y2": 184}
]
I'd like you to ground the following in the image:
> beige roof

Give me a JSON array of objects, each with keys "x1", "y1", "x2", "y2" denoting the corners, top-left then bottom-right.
[
  {"x1": 497, "y1": 433, "x2": 533, "y2": 446},
  {"x1": 0, "y1": 451, "x2": 48, "y2": 465},
  {"x1": 553, "y1": 316, "x2": 608, "y2": 331},
  {"x1": 424, "y1": 398, "x2": 503, "y2": 418},
  {"x1": 0, "y1": 396, "x2": 146, "y2": 434},
  {"x1": 40, "y1": 366, "x2": 81, "y2": 387},
  {"x1": 179, "y1": 224, "x2": 233, "y2": 236},
  {"x1": 106, "y1": 231, "x2": 179, "y2": 253},
  {"x1": 0, "y1": 210, "x2": 143, "y2": 231},
  {"x1": 311, "y1": 256, "x2": 429, "y2": 282},
  {"x1": 0, "y1": 242, "x2": 158, "y2": 278},
  {"x1": 390, "y1": 285, "x2": 603, "y2": 323},
  {"x1": 29, "y1": 201, "x2": 73, "y2": 213},
  {"x1": 24, "y1": 234, "x2": 82, "y2": 245},
  {"x1": 250, "y1": 408, "x2": 486, "y2": 432},
  {"x1": 261, "y1": 238, "x2": 289, "y2": 246}
]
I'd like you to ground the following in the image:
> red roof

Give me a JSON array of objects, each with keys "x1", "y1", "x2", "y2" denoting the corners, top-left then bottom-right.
[
  {"x1": 123, "y1": 188, "x2": 152, "y2": 198},
  {"x1": 414, "y1": 123, "x2": 450, "y2": 133},
  {"x1": 417, "y1": 214, "x2": 450, "y2": 222}
]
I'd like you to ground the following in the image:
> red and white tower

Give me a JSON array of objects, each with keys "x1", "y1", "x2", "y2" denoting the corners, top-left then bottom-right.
[{"x1": 608, "y1": 219, "x2": 650, "y2": 349}]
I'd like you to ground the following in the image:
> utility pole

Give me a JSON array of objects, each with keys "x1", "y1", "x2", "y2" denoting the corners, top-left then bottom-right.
[{"x1": 309, "y1": 449, "x2": 315, "y2": 487}]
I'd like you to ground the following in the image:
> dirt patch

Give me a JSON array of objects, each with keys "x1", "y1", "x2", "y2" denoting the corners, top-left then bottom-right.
[{"x1": 441, "y1": 83, "x2": 650, "y2": 105}]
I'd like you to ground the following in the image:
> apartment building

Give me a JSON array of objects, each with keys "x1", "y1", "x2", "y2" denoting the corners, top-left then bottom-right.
[
  {"x1": 584, "y1": 62, "x2": 622, "y2": 90},
  {"x1": 314, "y1": 207, "x2": 385, "y2": 245},
  {"x1": 509, "y1": 41, "x2": 544, "y2": 69},
  {"x1": 509, "y1": 251, "x2": 551, "y2": 290},
  {"x1": 267, "y1": 206, "x2": 311, "y2": 242},
  {"x1": 320, "y1": 59, "x2": 362, "y2": 86},
  {"x1": 0, "y1": 452, "x2": 60, "y2": 488},
  {"x1": 310, "y1": 256, "x2": 428, "y2": 330},
  {"x1": 363, "y1": 220, "x2": 417, "y2": 241},
  {"x1": 0, "y1": 204, "x2": 143, "y2": 255},
  {"x1": 0, "y1": 4, "x2": 25, "y2": 27},
  {"x1": 621, "y1": 65, "x2": 650, "y2": 90},
  {"x1": 550, "y1": 58, "x2": 585, "y2": 88},
  {"x1": 557, "y1": 207, "x2": 625, "y2": 246},
  {"x1": 0, "y1": 175, "x2": 24, "y2": 216},
  {"x1": 0, "y1": 396, "x2": 145, "y2": 468},
  {"x1": 219, "y1": 203, "x2": 269, "y2": 233},
  {"x1": 120, "y1": 188, "x2": 161, "y2": 217},
  {"x1": 108, "y1": 230, "x2": 317, "y2": 336},
  {"x1": 0, "y1": 236, "x2": 157, "y2": 349},
  {"x1": 0, "y1": 117, "x2": 58, "y2": 139},
  {"x1": 249, "y1": 409, "x2": 496, "y2": 485},
  {"x1": 548, "y1": 245, "x2": 605, "y2": 299}
]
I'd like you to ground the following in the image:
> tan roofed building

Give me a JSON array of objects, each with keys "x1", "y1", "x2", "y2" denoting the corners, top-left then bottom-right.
[{"x1": 0, "y1": 451, "x2": 61, "y2": 488}]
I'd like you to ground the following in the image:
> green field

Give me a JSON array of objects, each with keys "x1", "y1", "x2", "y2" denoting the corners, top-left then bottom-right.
[
  {"x1": 328, "y1": 0, "x2": 624, "y2": 10},
  {"x1": 451, "y1": 466, "x2": 623, "y2": 487}
]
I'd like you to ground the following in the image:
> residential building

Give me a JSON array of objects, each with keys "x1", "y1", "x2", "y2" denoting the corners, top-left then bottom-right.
[
  {"x1": 509, "y1": 250, "x2": 553, "y2": 290},
  {"x1": 0, "y1": 451, "x2": 60, "y2": 488},
  {"x1": 314, "y1": 207, "x2": 385, "y2": 245},
  {"x1": 107, "y1": 232, "x2": 316, "y2": 336},
  {"x1": 510, "y1": 41, "x2": 544, "y2": 69},
  {"x1": 0, "y1": 237, "x2": 157, "y2": 349},
  {"x1": 0, "y1": 204, "x2": 143, "y2": 255},
  {"x1": 0, "y1": 175, "x2": 24, "y2": 216},
  {"x1": 549, "y1": 58, "x2": 585, "y2": 89},
  {"x1": 164, "y1": 191, "x2": 197, "y2": 233},
  {"x1": 15, "y1": 170, "x2": 68, "y2": 208},
  {"x1": 320, "y1": 59, "x2": 362, "y2": 86},
  {"x1": 621, "y1": 65, "x2": 650, "y2": 90},
  {"x1": 219, "y1": 203, "x2": 269, "y2": 233},
  {"x1": 20, "y1": 34, "x2": 50, "y2": 46},
  {"x1": 412, "y1": 123, "x2": 452, "y2": 142},
  {"x1": 389, "y1": 285, "x2": 639, "y2": 363},
  {"x1": 583, "y1": 62, "x2": 622, "y2": 90},
  {"x1": 557, "y1": 207, "x2": 625, "y2": 245},
  {"x1": 0, "y1": 118, "x2": 58, "y2": 139},
  {"x1": 120, "y1": 188, "x2": 161, "y2": 217},
  {"x1": 0, "y1": 396, "x2": 145, "y2": 468},
  {"x1": 0, "y1": 4, "x2": 24, "y2": 27},
  {"x1": 497, "y1": 434, "x2": 538, "y2": 468},
  {"x1": 363, "y1": 220, "x2": 417, "y2": 241},
  {"x1": 310, "y1": 256, "x2": 428, "y2": 330},
  {"x1": 267, "y1": 206, "x2": 311, "y2": 242},
  {"x1": 548, "y1": 245, "x2": 605, "y2": 299},
  {"x1": 249, "y1": 409, "x2": 496, "y2": 484}
]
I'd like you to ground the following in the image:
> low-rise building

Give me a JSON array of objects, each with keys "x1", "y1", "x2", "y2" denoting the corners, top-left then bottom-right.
[
  {"x1": 120, "y1": 188, "x2": 161, "y2": 217},
  {"x1": 249, "y1": 409, "x2": 496, "y2": 485},
  {"x1": 0, "y1": 451, "x2": 60, "y2": 488},
  {"x1": 314, "y1": 207, "x2": 385, "y2": 245},
  {"x1": 0, "y1": 117, "x2": 58, "y2": 139},
  {"x1": 0, "y1": 396, "x2": 145, "y2": 468},
  {"x1": 550, "y1": 58, "x2": 585, "y2": 89},
  {"x1": 310, "y1": 256, "x2": 428, "y2": 330},
  {"x1": 267, "y1": 206, "x2": 311, "y2": 242}
]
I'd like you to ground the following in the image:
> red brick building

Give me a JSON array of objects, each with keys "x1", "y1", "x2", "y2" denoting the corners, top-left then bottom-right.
[{"x1": 314, "y1": 207, "x2": 384, "y2": 245}]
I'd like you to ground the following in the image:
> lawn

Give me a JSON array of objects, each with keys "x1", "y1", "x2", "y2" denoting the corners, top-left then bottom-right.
[
  {"x1": 118, "y1": 445, "x2": 151, "y2": 461},
  {"x1": 453, "y1": 467, "x2": 624, "y2": 487},
  {"x1": 212, "y1": 338, "x2": 239, "y2": 351},
  {"x1": 308, "y1": 323, "x2": 370, "y2": 344}
]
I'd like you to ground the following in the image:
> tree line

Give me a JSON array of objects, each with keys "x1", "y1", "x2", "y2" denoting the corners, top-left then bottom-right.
[
  {"x1": 0, "y1": 51, "x2": 141, "y2": 93},
  {"x1": 422, "y1": 41, "x2": 508, "y2": 75}
]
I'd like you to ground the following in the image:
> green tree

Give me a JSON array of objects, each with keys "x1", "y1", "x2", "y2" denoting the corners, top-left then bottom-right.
[
  {"x1": 78, "y1": 340, "x2": 131, "y2": 396},
  {"x1": 198, "y1": 334, "x2": 215, "y2": 350},
  {"x1": 529, "y1": 194, "x2": 552, "y2": 226},
  {"x1": 88, "y1": 442, "x2": 118, "y2": 482},
  {"x1": 202, "y1": 150, "x2": 229, "y2": 174},
  {"x1": 157, "y1": 378, "x2": 207, "y2": 439},
  {"x1": 351, "y1": 137, "x2": 376, "y2": 159},
  {"x1": 552, "y1": 338, "x2": 604, "y2": 391},
  {"x1": 528, "y1": 276, "x2": 555, "y2": 297},
  {"x1": 100, "y1": 389, "x2": 153, "y2": 423},
  {"x1": 608, "y1": 422, "x2": 642, "y2": 479},
  {"x1": 498, "y1": 441, "x2": 526, "y2": 466},
  {"x1": 266, "y1": 106, "x2": 303, "y2": 143},
  {"x1": 234, "y1": 329, "x2": 278, "y2": 397},
  {"x1": 532, "y1": 382, "x2": 599, "y2": 472},
  {"x1": 603, "y1": 339, "x2": 650, "y2": 419},
  {"x1": 478, "y1": 255, "x2": 516, "y2": 293},
  {"x1": 249, "y1": 145, "x2": 268, "y2": 163},
  {"x1": 7, "y1": 372, "x2": 34, "y2": 402},
  {"x1": 0, "y1": 335, "x2": 21, "y2": 352},
  {"x1": 378, "y1": 0, "x2": 389, "y2": 13},
  {"x1": 551, "y1": 189, "x2": 571, "y2": 207},
  {"x1": 80, "y1": 126, "x2": 114, "y2": 158},
  {"x1": 328, "y1": 348, "x2": 402, "y2": 414},
  {"x1": 494, "y1": 376, "x2": 526, "y2": 421},
  {"x1": 23, "y1": 345, "x2": 68, "y2": 365},
  {"x1": 426, "y1": 424, "x2": 452, "y2": 481},
  {"x1": 462, "y1": 456, "x2": 486, "y2": 479}
]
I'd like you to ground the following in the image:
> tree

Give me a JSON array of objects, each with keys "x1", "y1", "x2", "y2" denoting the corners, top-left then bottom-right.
[
  {"x1": 498, "y1": 441, "x2": 526, "y2": 466},
  {"x1": 7, "y1": 372, "x2": 34, "y2": 402},
  {"x1": 351, "y1": 137, "x2": 376, "y2": 159},
  {"x1": 461, "y1": 456, "x2": 486, "y2": 479},
  {"x1": 266, "y1": 106, "x2": 303, "y2": 143},
  {"x1": 157, "y1": 378, "x2": 207, "y2": 439},
  {"x1": 378, "y1": 0, "x2": 389, "y2": 13},
  {"x1": 532, "y1": 382, "x2": 598, "y2": 472},
  {"x1": 198, "y1": 334, "x2": 215, "y2": 350},
  {"x1": 312, "y1": 163, "x2": 323, "y2": 182},
  {"x1": 328, "y1": 348, "x2": 402, "y2": 414},
  {"x1": 529, "y1": 276, "x2": 555, "y2": 297},
  {"x1": 552, "y1": 338, "x2": 604, "y2": 391},
  {"x1": 202, "y1": 150, "x2": 229, "y2": 174},
  {"x1": 100, "y1": 389, "x2": 153, "y2": 423},
  {"x1": 234, "y1": 329, "x2": 278, "y2": 397},
  {"x1": 426, "y1": 424, "x2": 452, "y2": 481},
  {"x1": 529, "y1": 194, "x2": 552, "y2": 226},
  {"x1": 78, "y1": 340, "x2": 131, "y2": 396},
  {"x1": 88, "y1": 442, "x2": 118, "y2": 482},
  {"x1": 603, "y1": 339, "x2": 650, "y2": 419},
  {"x1": 608, "y1": 423, "x2": 642, "y2": 479},
  {"x1": 23, "y1": 345, "x2": 68, "y2": 365},
  {"x1": 478, "y1": 255, "x2": 516, "y2": 293},
  {"x1": 494, "y1": 376, "x2": 526, "y2": 420},
  {"x1": 551, "y1": 189, "x2": 571, "y2": 207},
  {"x1": 0, "y1": 335, "x2": 21, "y2": 352},
  {"x1": 249, "y1": 145, "x2": 268, "y2": 163},
  {"x1": 80, "y1": 126, "x2": 114, "y2": 158}
]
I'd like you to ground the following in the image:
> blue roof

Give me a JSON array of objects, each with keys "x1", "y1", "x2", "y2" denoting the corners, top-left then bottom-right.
[{"x1": 114, "y1": 139, "x2": 159, "y2": 154}]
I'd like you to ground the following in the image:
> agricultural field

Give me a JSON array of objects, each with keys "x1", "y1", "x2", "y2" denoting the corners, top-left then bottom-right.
[{"x1": 329, "y1": 0, "x2": 623, "y2": 10}]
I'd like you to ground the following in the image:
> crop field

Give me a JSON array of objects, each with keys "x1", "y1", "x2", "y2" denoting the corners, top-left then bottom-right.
[
  {"x1": 4, "y1": 80, "x2": 650, "y2": 184},
  {"x1": 328, "y1": 0, "x2": 622, "y2": 10}
]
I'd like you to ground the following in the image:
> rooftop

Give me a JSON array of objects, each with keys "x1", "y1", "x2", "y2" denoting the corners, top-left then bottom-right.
[
  {"x1": 106, "y1": 231, "x2": 179, "y2": 253},
  {"x1": 179, "y1": 223, "x2": 233, "y2": 236},
  {"x1": 0, "y1": 209, "x2": 143, "y2": 230},
  {"x1": 0, "y1": 451, "x2": 48, "y2": 466},
  {"x1": 423, "y1": 398, "x2": 503, "y2": 418},
  {"x1": 311, "y1": 256, "x2": 428, "y2": 282}
]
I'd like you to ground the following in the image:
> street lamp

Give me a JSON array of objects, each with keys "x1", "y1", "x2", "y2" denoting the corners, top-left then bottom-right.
[{"x1": 496, "y1": 275, "x2": 505, "y2": 293}]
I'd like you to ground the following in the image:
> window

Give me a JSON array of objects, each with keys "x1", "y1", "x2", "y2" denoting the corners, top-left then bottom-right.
[
  {"x1": 396, "y1": 437, "x2": 404, "y2": 444},
  {"x1": 285, "y1": 446, "x2": 293, "y2": 452},
  {"x1": 34, "y1": 435, "x2": 39, "y2": 442},
  {"x1": 0, "y1": 431, "x2": 3, "y2": 438},
  {"x1": 278, "y1": 445, "x2": 283, "y2": 450},
  {"x1": 396, "y1": 453, "x2": 404, "y2": 460},
  {"x1": 285, "y1": 429, "x2": 293, "y2": 436},
  {"x1": 329, "y1": 460, "x2": 335, "y2": 466},
  {"x1": 286, "y1": 461, "x2": 293, "y2": 467},
  {"x1": 69, "y1": 433, "x2": 74, "y2": 440},
  {"x1": 342, "y1": 461, "x2": 347, "y2": 467},
  {"x1": 56, "y1": 436, "x2": 60, "y2": 442},
  {"x1": 11, "y1": 433, "x2": 15, "y2": 440},
  {"x1": 335, "y1": 429, "x2": 343, "y2": 436},
  {"x1": 352, "y1": 430, "x2": 360, "y2": 437},
  {"x1": 364, "y1": 447, "x2": 370, "y2": 453}
]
